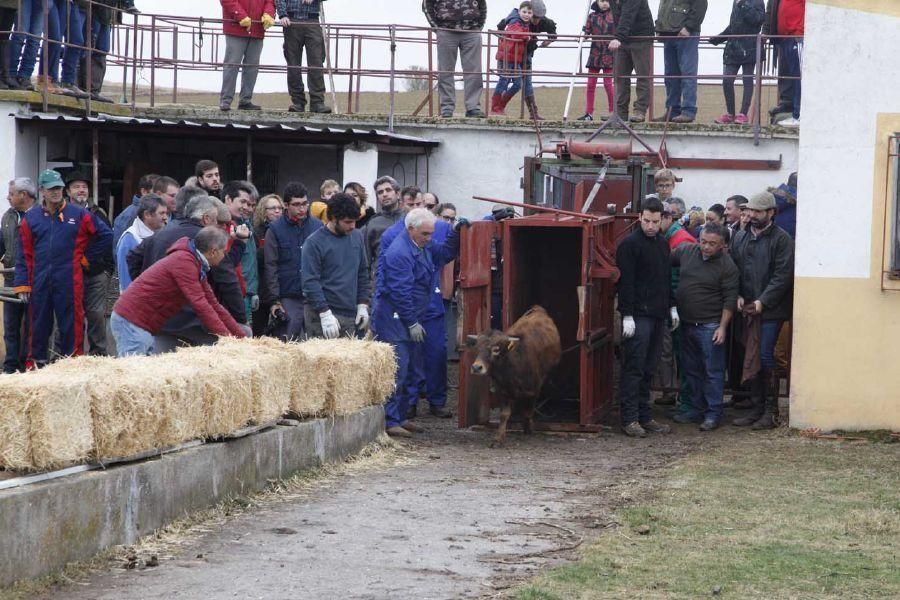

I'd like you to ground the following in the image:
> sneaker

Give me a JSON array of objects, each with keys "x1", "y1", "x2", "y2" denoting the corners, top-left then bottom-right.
[
  {"x1": 778, "y1": 116, "x2": 800, "y2": 127},
  {"x1": 629, "y1": 111, "x2": 646, "y2": 123},
  {"x1": 623, "y1": 422, "x2": 647, "y2": 438},
  {"x1": 734, "y1": 113, "x2": 749, "y2": 125},
  {"x1": 386, "y1": 425, "x2": 413, "y2": 438},
  {"x1": 465, "y1": 108, "x2": 485, "y2": 118},
  {"x1": 576, "y1": 113, "x2": 593, "y2": 121},
  {"x1": 714, "y1": 113, "x2": 735, "y2": 124},
  {"x1": 699, "y1": 419, "x2": 720, "y2": 432},
  {"x1": 401, "y1": 420, "x2": 423, "y2": 433},
  {"x1": 641, "y1": 419, "x2": 672, "y2": 434},
  {"x1": 672, "y1": 114, "x2": 695, "y2": 123},
  {"x1": 429, "y1": 405, "x2": 452, "y2": 418}
]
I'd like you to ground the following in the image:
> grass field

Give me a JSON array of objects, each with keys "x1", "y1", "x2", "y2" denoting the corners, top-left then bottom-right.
[
  {"x1": 515, "y1": 434, "x2": 900, "y2": 599},
  {"x1": 148, "y1": 83, "x2": 785, "y2": 125}
]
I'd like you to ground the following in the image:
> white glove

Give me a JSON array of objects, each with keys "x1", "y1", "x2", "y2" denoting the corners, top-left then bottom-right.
[
  {"x1": 622, "y1": 316, "x2": 635, "y2": 339},
  {"x1": 320, "y1": 310, "x2": 341, "y2": 339},
  {"x1": 355, "y1": 304, "x2": 369, "y2": 330},
  {"x1": 249, "y1": 294, "x2": 260, "y2": 311},
  {"x1": 670, "y1": 306, "x2": 680, "y2": 331},
  {"x1": 17, "y1": 292, "x2": 30, "y2": 303},
  {"x1": 408, "y1": 322, "x2": 426, "y2": 343}
]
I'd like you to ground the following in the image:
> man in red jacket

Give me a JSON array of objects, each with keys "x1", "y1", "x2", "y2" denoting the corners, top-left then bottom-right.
[
  {"x1": 219, "y1": 0, "x2": 276, "y2": 111},
  {"x1": 110, "y1": 227, "x2": 248, "y2": 357}
]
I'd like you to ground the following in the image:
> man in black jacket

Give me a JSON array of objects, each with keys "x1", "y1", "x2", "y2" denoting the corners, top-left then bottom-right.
[
  {"x1": 616, "y1": 197, "x2": 676, "y2": 437},
  {"x1": 609, "y1": 0, "x2": 655, "y2": 123},
  {"x1": 729, "y1": 191, "x2": 794, "y2": 429}
]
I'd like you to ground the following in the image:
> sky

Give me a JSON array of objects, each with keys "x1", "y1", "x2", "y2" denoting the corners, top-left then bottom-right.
[{"x1": 128, "y1": 1, "x2": 738, "y2": 94}]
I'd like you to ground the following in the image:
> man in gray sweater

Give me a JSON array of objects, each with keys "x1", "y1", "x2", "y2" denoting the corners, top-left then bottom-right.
[
  {"x1": 672, "y1": 222, "x2": 739, "y2": 430},
  {"x1": 301, "y1": 193, "x2": 372, "y2": 338}
]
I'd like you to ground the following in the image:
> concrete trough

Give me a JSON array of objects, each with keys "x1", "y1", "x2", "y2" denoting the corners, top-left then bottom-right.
[{"x1": 0, "y1": 406, "x2": 384, "y2": 587}]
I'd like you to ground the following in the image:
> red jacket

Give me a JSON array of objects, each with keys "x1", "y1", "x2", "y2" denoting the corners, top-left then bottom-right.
[
  {"x1": 777, "y1": 0, "x2": 805, "y2": 36},
  {"x1": 668, "y1": 227, "x2": 696, "y2": 250},
  {"x1": 113, "y1": 237, "x2": 247, "y2": 338},
  {"x1": 496, "y1": 19, "x2": 530, "y2": 65},
  {"x1": 221, "y1": 0, "x2": 276, "y2": 39}
]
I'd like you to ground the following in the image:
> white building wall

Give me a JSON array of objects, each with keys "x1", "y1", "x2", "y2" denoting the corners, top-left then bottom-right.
[
  {"x1": 397, "y1": 124, "x2": 798, "y2": 219},
  {"x1": 342, "y1": 142, "x2": 379, "y2": 208},
  {"x1": 796, "y1": 4, "x2": 900, "y2": 278}
]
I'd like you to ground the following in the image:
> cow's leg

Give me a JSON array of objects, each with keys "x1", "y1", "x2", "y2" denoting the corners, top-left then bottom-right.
[
  {"x1": 522, "y1": 396, "x2": 536, "y2": 435},
  {"x1": 492, "y1": 401, "x2": 512, "y2": 448}
]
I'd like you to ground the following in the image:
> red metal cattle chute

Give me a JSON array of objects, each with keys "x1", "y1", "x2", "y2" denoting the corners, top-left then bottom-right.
[{"x1": 457, "y1": 205, "x2": 619, "y2": 433}]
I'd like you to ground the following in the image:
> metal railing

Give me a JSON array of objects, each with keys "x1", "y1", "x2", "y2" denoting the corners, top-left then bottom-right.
[{"x1": 4, "y1": 1, "x2": 801, "y2": 140}]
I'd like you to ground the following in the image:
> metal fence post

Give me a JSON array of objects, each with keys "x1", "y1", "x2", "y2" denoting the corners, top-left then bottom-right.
[
  {"x1": 85, "y1": 0, "x2": 93, "y2": 116},
  {"x1": 172, "y1": 25, "x2": 178, "y2": 103},
  {"x1": 753, "y1": 32, "x2": 763, "y2": 146},
  {"x1": 149, "y1": 15, "x2": 156, "y2": 107},
  {"x1": 388, "y1": 25, "x2": 396, "y2": 132},
  {"x1": 427, "y1": 28, "x2": 434, "y2": 117}
]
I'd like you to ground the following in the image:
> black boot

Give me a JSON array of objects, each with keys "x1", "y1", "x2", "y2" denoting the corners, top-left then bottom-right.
[
  {"x1": 752, "y1": 370, "x2": 779, "y2": 430},
  {"x1": 732, "y1": 372, "x2": 765, "y2": 426}
]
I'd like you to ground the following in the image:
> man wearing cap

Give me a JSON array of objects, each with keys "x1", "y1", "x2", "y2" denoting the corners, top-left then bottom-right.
[
  {"x1": 423, "y1": 0, "x2": 487, "y2": 118},
  {"x1": 13, "y1": 170, "x2": 112, "y2": 367},
  {"x1": 729, "y1": 190, "x2": 794, "y2": 429},
  {"x1": 66, "y1": 171, "x2": 114, "y2": 356}
]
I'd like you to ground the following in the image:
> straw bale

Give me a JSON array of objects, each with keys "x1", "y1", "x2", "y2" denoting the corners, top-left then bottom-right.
[
  {"x1": 205, "y1": 338, "x2": 293, "y2": 423},
  {"x1": 295, "y1": 338, "x2": 396, "y2": 416},
  {"x1": 167, "y1": 347, "x2": 256, "y2": 438},
  {"x1": 0, "y1": 371, "x2": 94, "y2": 471}
]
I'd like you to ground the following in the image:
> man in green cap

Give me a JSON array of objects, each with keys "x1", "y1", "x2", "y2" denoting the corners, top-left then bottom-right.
[{"x1": 13, "y1": 170, "x2": 112, "y2": 368}]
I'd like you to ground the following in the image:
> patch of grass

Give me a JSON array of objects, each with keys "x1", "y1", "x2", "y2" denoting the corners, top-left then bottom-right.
[{"x1": 517, "y1": 434, "x2": 900, "y2": 599}]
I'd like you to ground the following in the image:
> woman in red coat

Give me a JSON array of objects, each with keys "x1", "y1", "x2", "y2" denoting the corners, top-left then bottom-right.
[{"x1": 219, "y1": 0, "x2": 276, "y2": 111}]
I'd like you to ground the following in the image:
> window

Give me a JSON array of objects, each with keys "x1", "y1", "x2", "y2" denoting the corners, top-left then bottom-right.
[{"x1": 882, "y1": 133, "x2": 900, "y2": 289}]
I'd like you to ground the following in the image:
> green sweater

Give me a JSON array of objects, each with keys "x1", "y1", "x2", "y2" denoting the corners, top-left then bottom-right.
[{"x1": 673, "y1": 244, "x2": 739, "y2": 324}]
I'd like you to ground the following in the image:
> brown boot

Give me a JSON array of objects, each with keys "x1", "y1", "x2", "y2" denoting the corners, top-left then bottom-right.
[
  {"x1": 36, "y1": 75, "x2": 65, "y2": 95},
  {"x1": 524, "y1": 95, "x2": 545, "y2": 121}
]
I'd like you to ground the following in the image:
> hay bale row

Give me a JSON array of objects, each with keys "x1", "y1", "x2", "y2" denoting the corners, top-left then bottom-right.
[{"x1": 0, "y1": 337, "x2": 396, "y2": 472}]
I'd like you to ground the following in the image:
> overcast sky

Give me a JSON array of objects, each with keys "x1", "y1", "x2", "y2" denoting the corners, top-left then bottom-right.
[{"x1": 126, "y1": 1, "x2": 738, "y2": 94}]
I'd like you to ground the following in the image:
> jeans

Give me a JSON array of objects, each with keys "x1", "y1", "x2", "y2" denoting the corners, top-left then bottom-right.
[
  {"x1": 681, "y1": 323, "x2": 726, "y2": 422},
  {"x1": 662, "y1": 35, "x2": 700, "y2": 118},
  {"x1": 618, "y1": 316, "x2": 665, "y2": 426},
  {"x1": 37, "y1": 0, "x2": 68, "y2": 82},
  {"x1": 494, "y1": 60, "x2": 524, "y2": 97},
  {"x1": 778, "y1": 38, "x2": 802, "y2": 118},
  {"x1": 220, "y1": 35, "x2": 264, "y2": 107},
  {"x1": 111, "y1": 312, "x2": 154, "y2": 357},
  {"x1": 60, "y1": 1, "x2": 85, "y2": 85},
  {"x1": 722, "y1": 61, "x2": 755, "y2": 116},
  {"x1": 9, "y1": 0, "x2": 44, "y2": 79},
  {"x1": 436, "y1": 29, "x2": 483, "y2": 112},
  {"x1": 760, "y1": 319, "x2": 783, "y2": 371}
]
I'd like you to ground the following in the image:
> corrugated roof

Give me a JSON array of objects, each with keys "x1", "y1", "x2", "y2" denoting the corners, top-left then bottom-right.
[{"x1": 13, "y1": 112, "x2": 438, "y2": 147}]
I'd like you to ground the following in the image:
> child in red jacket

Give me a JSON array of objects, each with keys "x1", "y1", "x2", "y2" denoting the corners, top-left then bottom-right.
[
  {"x1": 490, "y1": 2, "x2": 534, "y2": 116},
  {"x1": 578, "y1": 0, "x2": 616, "y2": 121}
]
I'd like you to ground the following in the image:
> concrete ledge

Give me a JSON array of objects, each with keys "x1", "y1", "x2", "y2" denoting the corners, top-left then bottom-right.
[{"x1": 0, "y1": 406, "x2": 384, "y2": 587}]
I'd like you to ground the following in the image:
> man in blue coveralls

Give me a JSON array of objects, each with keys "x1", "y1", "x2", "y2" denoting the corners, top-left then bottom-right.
[{"x1": 372, "y1": 208, "x2": 466, "y2": 437}]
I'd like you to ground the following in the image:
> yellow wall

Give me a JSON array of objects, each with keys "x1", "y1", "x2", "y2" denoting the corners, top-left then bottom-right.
[
  {"x1": 811, "y1": 0, "x2": 900, "y2": 18},
  {"x1": 791, "y1": 114, "x2": 900, "y2": 431}
]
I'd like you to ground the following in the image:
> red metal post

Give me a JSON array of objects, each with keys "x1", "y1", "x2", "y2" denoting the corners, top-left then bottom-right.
[
  {"x1": 427, "y1": 28, "x2": 433, "y2": 117},
  {"x1": 130, "y1": 11, "x2": 138, "y2": 112},
  {"x1": 85, "y1": 0, "x2": 93, "y2": 116},
  {"x1": 355, "y1": 35, "x2": 362, "y2": 112},
  {"x1": 347, "y1": 34, "x2": 355, "y2": 114},
  {"x1": 648, "y1": 36, "x2": 655, "y2": 121},
  {"x1": 484, "y1": 30, "x2": 491, "y2": 116},
  {"x1": 172, "y1": 25, "x2": 178, "y2": 103},
  {"x1": 150, "y1": 15, "x2": 156, "y2": 107}
]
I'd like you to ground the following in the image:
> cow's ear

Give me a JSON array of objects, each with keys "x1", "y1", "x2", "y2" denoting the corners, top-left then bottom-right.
[{"x1": 466, "y1": 335, "x2": 479, "y2": 347}]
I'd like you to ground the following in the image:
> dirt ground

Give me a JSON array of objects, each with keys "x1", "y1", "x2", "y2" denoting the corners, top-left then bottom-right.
[{"x1": 35, "y1": 366, "x2": 756, "y2": 600}]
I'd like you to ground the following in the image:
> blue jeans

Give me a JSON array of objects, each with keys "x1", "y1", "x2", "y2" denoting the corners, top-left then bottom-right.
[
  {"x1": 60, "y1": 1, "x2": 86, "y2": 84},
  {"x1": 760, "y1": 319, "x2": 783, "y2": 371},
  {"x1": 111, "y1": 312, "x2": 155, "y2": 357},
  {"x1": 778, "y1": 38, "x2": 802, "y2": 118},
  {"x1": 38, "y1": 0, "x2": 67, "y2": 82},
  {"x1": 494, "y1": 60, "x2": 524, "y2": 97},
  {"x1": 681, "y1": 323, "x2": 726, "y2": 423},
  {"x1": 522, "y1": 57, "x2": 535, "y2": 97},
  {"x1": 9, "y1": 0, "x2": 44, "y2": 79},
  {"x1": 618, "y1": 316, "x2": 665, "y2": 426},
  {"x1": 662, "y1": 36, "x2": 699, "y2": 118},
  {"x1": 91, "y1": 16, "x2": 111, "y2": 55}
]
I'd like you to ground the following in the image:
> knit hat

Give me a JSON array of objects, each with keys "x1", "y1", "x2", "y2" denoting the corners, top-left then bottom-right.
[
  {"x1": 531, "y1": 0, "x2": 547, "y2": 17},
  {"x1": 746, "y1": 191, "x2": 776, "y2": 211}
]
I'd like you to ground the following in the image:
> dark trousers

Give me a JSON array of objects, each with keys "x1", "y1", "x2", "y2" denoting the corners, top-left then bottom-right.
[
  {"x1": 275, "y1": 297, "x2": 306, "y2": 341},
  {"x1": 662, "y1": 36, "x2": 699, "y2": 118},
  {"x1": 681, "y1": 323, "x2": 726, "y2": 422},
  {"x1": 384, "y1": 341, "x2": 412, "y2": 428},
  {"x1": 303, "y1": 305, "x2": 357, "y2": 339},
  {"x1": 79, "y1": 16, "x2": 110, "y2": 95},
  {"x1": 283, "y1": 21, "x2": 326, "y2": 108},
  {"x1": 83, "y1": 272, "x2": 109, "y2": 355},
  {"x1": 0, "y1": 8, "x2": 16, "y2": 82},
  {"x1": 613, "y1": 40, "x2": 652, "y2": 117},
  {"x1": 723, "y1": 61, "x2": 755, "y2": 116},
  {"x1": 618, "y1": 316, "x2": 665, "y2": 426},
  {"x1": 759, "y1": 319, "x2": 783, "y2": 371},
  {"x1": 3, "y1": 277, "x2": 26, "y2": 372},
  {"x1": 778, "y1": 38, "x2": 802, "y2": 118}
]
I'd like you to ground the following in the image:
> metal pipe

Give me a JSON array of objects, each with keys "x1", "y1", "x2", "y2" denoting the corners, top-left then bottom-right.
[
  {"x1": 92, "y1": 127, "x2": 99, "y2": 209},
  {"x1": 471, "y1": 195, "x2": 605, "y2": 220},
  {"x1": 347, "y1": 34, "x2": 355, "y2": 114},
  {"x1": 427, "y1": 27, "x2": 433, "y2": 117},
  {"x1": 85, "y1": 0, "x2": 93, "y2": 116},
  {"x1": 319, "y1": 6, "x2": 338, "y2": 113},
  {"x1": 563, "y1": 0, "x2": 594, "y2": 122},
  {"x1": 172, "y1": 25, "x2": 178, "y2": 103},
  {"x1": 150, "y1": 15, "x2": 156, "y2": 107},
  {"x1": 753, "y1": 32, "x2": 763, "y2": 146},
  {"x1": 388, "y1": 25, "x2": 396, "y2": 132},
  {"x1": 130, "y1": 10, "x2": 138, "y2": 113}
]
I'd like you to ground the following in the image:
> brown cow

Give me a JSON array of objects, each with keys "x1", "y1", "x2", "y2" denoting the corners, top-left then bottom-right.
[{"x1": 467, "y1": 306, "x2": 562, "y2": 446}]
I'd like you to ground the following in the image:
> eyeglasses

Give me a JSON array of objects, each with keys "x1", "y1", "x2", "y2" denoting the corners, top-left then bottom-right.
[
  {"x1": 288, "y1": 201, "x2": 309, "y2": 208},
  {"x1": 265, "y1": 205, "x2": 283, "y2": 211}
]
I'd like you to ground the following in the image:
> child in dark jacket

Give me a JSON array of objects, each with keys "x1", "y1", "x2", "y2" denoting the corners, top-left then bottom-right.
[
  {"x1": 710, "y1": 0, "x2": 766, "y2": 124},
  {"x1": 490, "y1": 2, "x2": 534, "y2": 117},
  {"x1": 578, "y1": 0, "x2": 616, "y2": 121}
]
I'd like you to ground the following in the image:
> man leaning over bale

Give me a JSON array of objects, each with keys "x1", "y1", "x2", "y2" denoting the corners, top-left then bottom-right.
[
  {"x1": 301, "y1": 192, "x2": 371, "y2": 339},
  {"x1": 111, "y1": 226, "x2": 247, "y2": 357}
]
